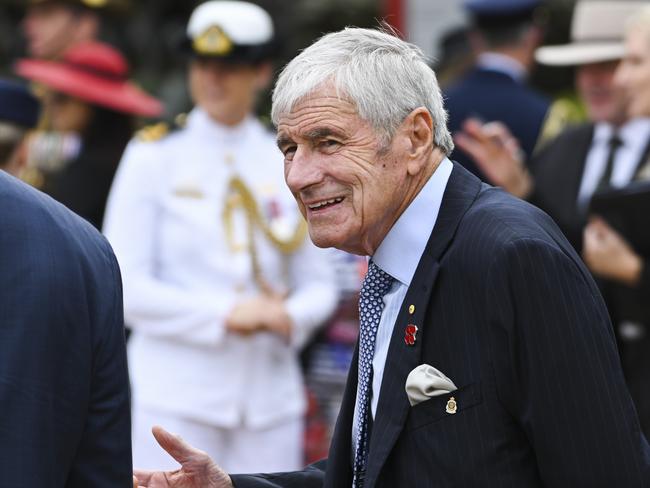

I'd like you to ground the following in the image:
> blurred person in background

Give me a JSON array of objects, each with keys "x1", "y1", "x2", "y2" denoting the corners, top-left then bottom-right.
[
  {"x1": 21, "y1": 0, "x2": 127, "y2": 60},
  {"x1": 444, "y1": 0, "x2": 549, "y2": 182},
  {"x1": 0, "y1": 78, "x2": 39, "y2": 176},
  {"x1": 103, "y1": 0, "x2": 338, "y2": 473},
  {"x1": 583, "y1": 1, "x2": 650, "y2": 437},
  {"x1": 14, "y1": 41, "x2": 162, "y2": 229},
  {"x1": 455, "y1": 0, "x2": 650, "y2": 435}
]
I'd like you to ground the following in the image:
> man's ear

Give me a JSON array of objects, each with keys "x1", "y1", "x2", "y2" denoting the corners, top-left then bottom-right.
[{"x1": 404, "y1": 107, "x2": 433, "y2": 176}]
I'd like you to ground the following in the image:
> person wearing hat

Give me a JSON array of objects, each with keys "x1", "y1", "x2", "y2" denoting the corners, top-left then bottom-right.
[
  {"x1": 15, "y1": 40, "x2": 162, "y2": 229},
  {"x1": 103, "y1": 0, "x2": 338, "y2": 473},
  {"x1": 22, "y1": 0, "x2": 128, "y2": 60},
  {"x1": 0, "y1": 78, "x2": 40, "y2": 176},
  {"x1": 454, "y1": 0, "x2": 650, "y2": 436},
  {"x1": 444, "y1": 0, "x2": 550, "y2": 183}
]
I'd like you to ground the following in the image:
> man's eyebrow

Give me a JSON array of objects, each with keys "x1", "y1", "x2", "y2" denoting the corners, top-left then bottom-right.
[
  {"x1": 277, "y1": 127, "x2": 346, "y2": 150},
  {"x1": 304, "y1": 127, "x2": 346, "y2": 140},
  {"x1": 276, "y1": 134, "x2": 293, "y2": 150}
]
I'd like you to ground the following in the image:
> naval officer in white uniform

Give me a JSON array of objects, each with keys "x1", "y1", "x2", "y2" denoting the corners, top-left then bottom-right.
[{"x1": 103, "y1": 0, "x2": 338, "y2": 473}]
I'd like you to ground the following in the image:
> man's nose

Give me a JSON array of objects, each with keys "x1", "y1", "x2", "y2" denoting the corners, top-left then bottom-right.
[{"x1": 285, "y1": 148, "x2": 322, "y2": 192}]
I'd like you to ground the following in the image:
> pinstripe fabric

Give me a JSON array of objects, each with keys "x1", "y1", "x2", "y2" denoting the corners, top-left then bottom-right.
[{"x1": 231, "y1": 163, "x2": 650, "y2": 488}]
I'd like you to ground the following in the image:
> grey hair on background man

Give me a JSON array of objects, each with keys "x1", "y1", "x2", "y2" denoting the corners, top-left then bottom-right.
[{"x1": 271, "y1": 27, "x2": 455, "y2": 155}]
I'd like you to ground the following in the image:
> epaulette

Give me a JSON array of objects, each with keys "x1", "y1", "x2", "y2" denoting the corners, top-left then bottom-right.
[
  {"x1": 135, "y1": 121, "x2": 170, "y2": 142},
  {"x1": 536, "y1": 96, "x2": 587, "y2": 147}
]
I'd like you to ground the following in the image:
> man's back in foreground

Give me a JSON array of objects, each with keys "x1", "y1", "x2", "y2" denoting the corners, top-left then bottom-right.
[{"x1": 0, "y1": 171, "x2": 131, "y2": 486}]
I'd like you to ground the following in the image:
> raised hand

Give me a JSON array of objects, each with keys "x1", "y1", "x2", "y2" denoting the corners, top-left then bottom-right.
[
  {"x1": 454, "y1": 118, "x2": 533, "y2": 199},
  {"x1": 134, "y1": 426, "x2": 233, "y2": 488}
]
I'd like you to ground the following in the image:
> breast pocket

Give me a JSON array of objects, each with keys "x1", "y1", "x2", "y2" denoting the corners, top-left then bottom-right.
[{"x1": 407, "y1": 381, "x2": 483, "y2": 431}]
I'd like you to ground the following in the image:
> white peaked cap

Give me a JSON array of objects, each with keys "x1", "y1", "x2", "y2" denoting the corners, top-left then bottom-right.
[{"x1": 187, "y1": 1, "x2": 274, "y2": 46}]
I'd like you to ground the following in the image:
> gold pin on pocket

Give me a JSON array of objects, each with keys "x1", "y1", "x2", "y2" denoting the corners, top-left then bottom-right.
[{"x1": 446, "y1": 396, "x2": 457, "y2": 415}]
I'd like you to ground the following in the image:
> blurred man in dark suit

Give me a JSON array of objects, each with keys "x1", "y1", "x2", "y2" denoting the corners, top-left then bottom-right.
[
  {"x1": 444, "y1": 0, "x2": 549, "y2": 182},
  {"x1": 0, "y1": 81, "x2": 132, "y2": 485}
]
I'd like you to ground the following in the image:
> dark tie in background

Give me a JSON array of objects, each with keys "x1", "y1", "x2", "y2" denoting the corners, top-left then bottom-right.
[
  {"x1": 596, "y1": 132, "x2": 623, "y2": 193},
  {"x1": 353, "y1": 261, "x2": 393, "y2": 488}
]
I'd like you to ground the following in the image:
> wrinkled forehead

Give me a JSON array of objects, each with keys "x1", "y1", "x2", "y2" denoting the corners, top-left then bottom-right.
[{"x1": 276, "y1": 85, "x2": 364, "y2": 139}]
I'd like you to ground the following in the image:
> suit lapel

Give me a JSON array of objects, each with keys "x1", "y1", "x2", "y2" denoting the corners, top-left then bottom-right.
[
  {"x1": 632, "y1": 135, "x2": 650, "y2": 181},
  {"x1": 564, "y1": 124, "x2": 594, "y2": 211},
  {"x1": 363, "y1": 163, "x2": 482, "y2": 487}
]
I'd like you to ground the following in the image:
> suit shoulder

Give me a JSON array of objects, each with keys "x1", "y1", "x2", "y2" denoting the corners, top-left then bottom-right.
[
  {"x1": 460, "y1": 187, "x2": 563, "y2": 249},
  {"x1": 134, "y1": 113, "x2": 187, "y2": 143},
  {"x1": 0, "y1": 172, "x2": 112, "y2": 261}
]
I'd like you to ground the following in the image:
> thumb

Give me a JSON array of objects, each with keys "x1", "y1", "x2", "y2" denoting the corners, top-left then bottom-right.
[{"x1": 151, "y1": 425, "x2": 198, "y2": 465}]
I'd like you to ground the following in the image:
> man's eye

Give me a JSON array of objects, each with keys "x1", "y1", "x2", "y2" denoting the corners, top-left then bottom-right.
[
  {"x1": 283, "y1": 146, "x2": 297, "y2": 159},
  {"x1": 319, "y1": 140, "x2": 339, "y2": 150}
]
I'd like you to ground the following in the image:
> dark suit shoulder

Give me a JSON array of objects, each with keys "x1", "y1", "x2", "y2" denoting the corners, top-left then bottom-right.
[
  {"x1": 461, "y1": 186, "x2": 565, "y2": 248},
  {"x1": 0, "y1": 171, "x2": 112, "y2": 262},
  {"x1": 532, "y1": 122, "x2": 594, "y2": 170}
]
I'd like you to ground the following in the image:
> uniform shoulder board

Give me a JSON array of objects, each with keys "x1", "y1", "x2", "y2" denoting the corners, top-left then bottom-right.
[
  {"x1": 135, "y1": 121, "x2": 170, "y2": 142},
  {"x1": 135, "y1": 113, "x2": 188, "y2": 143},
  {"x1": 536, "y1": 96, "x2": 587, "y2": 147}
]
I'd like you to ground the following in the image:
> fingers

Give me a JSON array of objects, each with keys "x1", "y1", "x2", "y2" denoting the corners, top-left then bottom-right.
[
  {"x1": 133, "y1": 470, "x2": 153, "y2": 486},
  {"x1": 152, "y1": 425, "x2": 197, "y2": 465}
]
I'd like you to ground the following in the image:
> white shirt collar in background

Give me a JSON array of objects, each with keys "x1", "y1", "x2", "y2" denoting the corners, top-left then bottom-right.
[{"x1": 477, "y1": 52, "x2": 527, "y2": 83}]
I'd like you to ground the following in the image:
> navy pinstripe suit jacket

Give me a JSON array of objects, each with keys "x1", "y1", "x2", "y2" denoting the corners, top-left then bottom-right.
[{"x1": 231, "y1": 163, "x2": 650, "y2": 487}]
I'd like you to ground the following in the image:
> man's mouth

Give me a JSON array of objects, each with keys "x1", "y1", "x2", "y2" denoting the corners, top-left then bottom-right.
[{"x1": 307, "y1": 197, "x2": 344, "y2": 211}]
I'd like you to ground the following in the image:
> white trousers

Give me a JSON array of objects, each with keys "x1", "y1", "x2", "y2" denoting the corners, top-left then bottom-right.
[{"x1": 132, "y1": 405, "x2": 304, "y2": 473}]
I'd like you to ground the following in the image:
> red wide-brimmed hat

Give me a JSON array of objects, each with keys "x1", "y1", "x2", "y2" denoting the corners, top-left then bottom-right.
[{"x1": 15, "y1": 41, "x2": 163, "y2": 117}]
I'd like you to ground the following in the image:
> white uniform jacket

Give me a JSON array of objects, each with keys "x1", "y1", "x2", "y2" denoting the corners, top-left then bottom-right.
[{"x1": 103, "y1": 108, "x2": 338, "y2": 429}]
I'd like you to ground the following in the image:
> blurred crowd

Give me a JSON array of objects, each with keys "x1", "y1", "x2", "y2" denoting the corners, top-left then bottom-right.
[{"x1": 1, "y1": 0, "x2": 650, "y2": 475}]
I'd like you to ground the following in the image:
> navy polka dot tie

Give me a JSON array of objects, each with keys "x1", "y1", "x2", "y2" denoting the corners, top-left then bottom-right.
[{"x1": 353, "y1": 261, "x2": 394, "y2": 488}]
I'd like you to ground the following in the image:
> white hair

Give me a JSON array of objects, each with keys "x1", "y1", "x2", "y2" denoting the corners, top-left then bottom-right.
[{"x1": 271, "y1": 27, "x2": 454, "y2": 154}]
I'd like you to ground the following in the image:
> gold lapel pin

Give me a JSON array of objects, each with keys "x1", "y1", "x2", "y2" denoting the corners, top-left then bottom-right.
[
  {"x1": 446, "y1": 396, "x2": 457, "y2": 415},
  {"x1": 408, "y1": 304, "x2": 415, "y2": 314}
]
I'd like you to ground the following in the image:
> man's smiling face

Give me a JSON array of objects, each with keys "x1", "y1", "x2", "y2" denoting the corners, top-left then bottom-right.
[{"x1": 277, "y1": 84, "x2": 410, "y2": 256}]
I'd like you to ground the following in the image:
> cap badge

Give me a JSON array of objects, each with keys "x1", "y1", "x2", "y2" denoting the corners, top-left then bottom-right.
[
  {"x1": 82, "y1": 0, "x2": 108, "y2": 7},
  {"x1": 193, "y1": 25, "x2": 233, "y2": 56}
]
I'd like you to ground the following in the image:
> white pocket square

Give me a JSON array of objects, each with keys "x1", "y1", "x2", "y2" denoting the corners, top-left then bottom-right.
[{"x1": 405, "y1": 364, "x2": 458, "y2": 406}]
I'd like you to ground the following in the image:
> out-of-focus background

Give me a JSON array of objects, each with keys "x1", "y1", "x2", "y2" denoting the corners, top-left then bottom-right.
[{"x1": 0, "y1": 0, "x2": 576, "y2": 122}]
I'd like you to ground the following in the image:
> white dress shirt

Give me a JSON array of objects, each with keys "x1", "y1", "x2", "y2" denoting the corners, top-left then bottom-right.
[
  {"x1": 103, "y1": 108, "x2": 339, "y2": 429},
  {"x1": 577, "y1": 118, "x2": 650, "y2": 210},
  {"x1": 351, "y1": 158, "x2": 453, "y2": 447}
]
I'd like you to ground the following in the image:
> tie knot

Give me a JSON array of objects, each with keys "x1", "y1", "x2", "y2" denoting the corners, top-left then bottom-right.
[
  {"x1": 609, "y1": 133, "x2": 623, "y2": 150},
  {"x1": 361, "y1": 261, "x2": 393, "y2": 299}
]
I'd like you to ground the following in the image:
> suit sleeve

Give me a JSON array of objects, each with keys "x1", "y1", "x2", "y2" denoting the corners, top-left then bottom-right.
[
  {"x1": 66, "y1": 240, "x2": 133, "y2": 486},
  {"x1": 487, "y1": 237, "x2": 650, "y2": 486},
  {"x1": 103, "y1": 140, "x2": 239, "y2": 346},
  {"x1": 230, "y1": 459, "x2": 326, "y2": 488}
]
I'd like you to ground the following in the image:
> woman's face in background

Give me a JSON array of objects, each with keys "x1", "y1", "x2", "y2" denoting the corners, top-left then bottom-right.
[{"x1": 45, "y1": 90, "x2": 94, "y2": 133}]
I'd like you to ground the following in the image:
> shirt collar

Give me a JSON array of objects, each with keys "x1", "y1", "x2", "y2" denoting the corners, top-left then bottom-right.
[
  {"x1": 188, "y1": 107, "x2": 254, "y2": 142},
  {"x1": 594, "y1": 118, "x2": 650, "y2": 146},
  {"x1": 477, "y1": 52, "x2": 527, "y2": 82},
  {"x1": 372, "y1": 158, "x2": 453, "y2": 286}
]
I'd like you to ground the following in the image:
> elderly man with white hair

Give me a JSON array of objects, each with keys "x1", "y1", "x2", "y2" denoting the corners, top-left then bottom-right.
[{"x1": 133, "y1": 26, "x2": 650, "y2": 488}]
